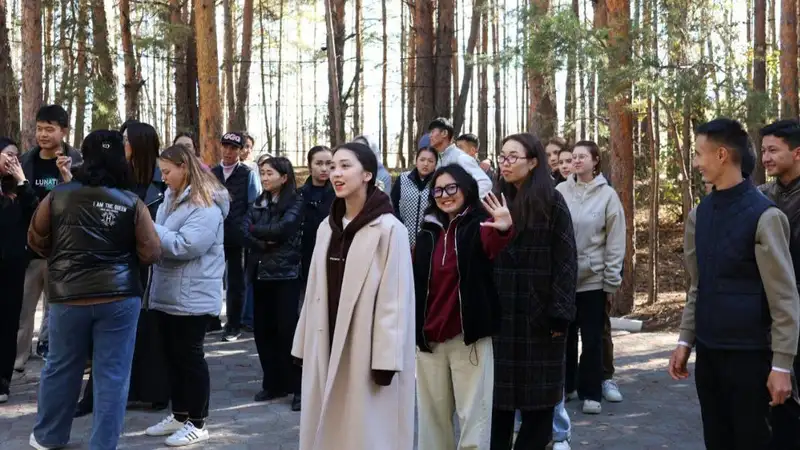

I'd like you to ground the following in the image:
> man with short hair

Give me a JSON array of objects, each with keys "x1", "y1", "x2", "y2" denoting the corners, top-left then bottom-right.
[
  {"x1": 16, "y1": 105, "x2": 82, "y2": 369},
  {"x1": 669, "y1": 118, "x2": 800, "y2": 449},
  {"x1": 239, "y1": 132, "x2": 257, "y2": 171},
  {"x1": 428, "y1": 118, "x2": 492, "y2": 197},
  {"x1": 759, "y1": 119, "x2": 800, "y2": 448},
  {"x1": 455, "y1": 133, "x2": 480, "y2": 158},
  {"x1": 212, "y1": 131, "x2": 261, "y2": 342}
]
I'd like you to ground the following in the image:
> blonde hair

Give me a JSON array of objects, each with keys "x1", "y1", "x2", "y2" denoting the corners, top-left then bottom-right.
[{"x1": 159, "y1": 144, "x2": 223, "y2": 210}]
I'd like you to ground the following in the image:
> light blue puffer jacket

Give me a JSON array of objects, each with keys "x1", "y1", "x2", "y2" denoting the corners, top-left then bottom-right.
[{"x1": 149, "y1": 185, "x2": 230, "y2": 316}]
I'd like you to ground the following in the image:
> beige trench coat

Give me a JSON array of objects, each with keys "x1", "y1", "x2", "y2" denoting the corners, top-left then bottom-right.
[{"x1": 291, "y1": 213, "x2": 416, "y2": 450}]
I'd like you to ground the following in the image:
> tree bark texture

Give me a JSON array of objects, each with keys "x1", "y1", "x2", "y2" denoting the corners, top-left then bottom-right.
[
  {"x1": 21, "y1": 0, "x2": 43, "y2": 151},
  {"x1": 171, "y1": 0, "x2": 190, "y2": 131},
  {"x1": 324, "y1": 0, "x2": 344, "y2": 145},
  {"x1": 527, "y1": 0, "x2": 556, "y2": 139},
  {"x1": 750, "y1": 0, "x2": 767, "y2": 184},
  {"x1": 780, "y1": 0, "x2": 798, "y2": 118},
  {"x1": 0, "y1": 0, "x2": 19, "y2": 140},
  {"x1": 223, "y1": 0, "x2": 235, "y2": 130},
  {"x1": 233, "y1": 0, "x2": 254, "y2": 130},
  {"x1": 120, "y1": 0, "x2": 140, "y2": 120},
  {"x1": 194, "y1": 0, "x2": 222, "y2": 165},
  {"x1": 90, "y1": 0, "x2": 119, "y2": 130},
  {"x1": 72, "y1": 0, "x2": 87, "y2": 148},
  {"x1": 414, "y1": 0, "x2": 435, "y2": 138},
  {"x1": 453, "y1": 0, "x2": 485, "y2": 136},
  {"x1": 435, "y1": 0, "x2": 454, "y2": 117}
]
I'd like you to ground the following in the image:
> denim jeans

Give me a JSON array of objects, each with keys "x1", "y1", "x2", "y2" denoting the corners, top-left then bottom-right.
[
  {"x1": 241, "y1": 280, "x2": 254, "y2": 327},
  {"x1": 552, "y1": 395, "x2": 571, "y2": 442},
  {"x1": 33, "y1": 297, "x2": 140, "y2": 450}
]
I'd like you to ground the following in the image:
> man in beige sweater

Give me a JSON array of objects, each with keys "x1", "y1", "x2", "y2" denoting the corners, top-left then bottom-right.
[{"x1": 668, "y1": 118, "x2": 800, "y2": 450}]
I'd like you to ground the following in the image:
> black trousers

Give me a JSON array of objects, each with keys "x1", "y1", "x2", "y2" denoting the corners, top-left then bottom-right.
[
  {"x1": 565, "y1": 289, "x2": 605, "y2": 401},
  {"x1": 224, "y1": 245, "x2": 246, "y2": 329},
  {"x1": 490, "y1": 409, "x2": 554, "y2": 450},
  {"x1": 253, "y1": 279, "x2": 301, "y2": 394},
  {"x1": 0, "y1": 259, "x2": 27, "y2": 387},
  {"x1": 695, "y1": 343, "x2": 772, "y2": 450},
  {"x1": 603, "y1": 299, "x2": 615, "y2": 380},
  {"x1": 156, "y1": 311, "x2": 210, "y2": 419}
]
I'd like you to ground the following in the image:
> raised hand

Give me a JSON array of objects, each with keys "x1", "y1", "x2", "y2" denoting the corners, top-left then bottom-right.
[
  {"x1": 56, "y1": 153, "x2": 73, "y2": 182},
  {"x1": 480, "y1": 192, "x2": 512, "y2": 232},
  {"x1": 6, "y1": 156, "x2": 25, "y2": 182}
]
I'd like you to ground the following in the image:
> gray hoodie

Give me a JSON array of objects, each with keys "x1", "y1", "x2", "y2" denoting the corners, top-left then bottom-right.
[
  {"x1": 556, "y1": 173, "x2": 625, "y2": 293},
  {"x1": 149, "y1": 185, "x2": 231, "y2": 316},
  {"x1": 353, "y1": 134, "x2": 393, "y2": 193}
]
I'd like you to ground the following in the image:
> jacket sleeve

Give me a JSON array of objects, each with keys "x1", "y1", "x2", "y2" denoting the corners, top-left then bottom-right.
[
  {"x1": 17, "y1": 181, "x2": 39, "y2": 220},
  {"x1": 241, "y1": 204, "x2": 262, "y2": 250},
  {"x1": 250, "y1": 195, "x2": 304, "y2": 242},
  {"x1": 292, "y1": 253, "x2": 316, "y2": 361},
  {"x1": 602, "y1": 188, "x2": 626, "y2": 293},
  {"x1": 457, "y1": 152, "x2": 493, "y2": 198},
  {"x1": 133, "y1": 199, "x2": 162, "y2": 265},
  {"x1": 27, "y1": 192, "x2": 53, "y2": 257},
  {"x1": 390, "y1": 177, "x2": 402, "y2": 219},
  {"x1": 372, "y1": 222, "x2": 413, "y2": 373},
  {"x1": 678, "y1": 207, "x2": 698, "y2": 346},
  {"x1": 548, "y1": 193, "x2": 578, "y2": 327},
  {"x1": 247, "y1": 169, "x2": 262, "y2": 203},
  {"x1": 155, "y1": 205, "x2": 222, "y2": 261},
  {"x1": 755, "y1": 208, "x2": 800, "y2": 370}
]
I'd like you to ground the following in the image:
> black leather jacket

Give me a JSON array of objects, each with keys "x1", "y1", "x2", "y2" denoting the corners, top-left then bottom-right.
[{"x1": 242, "y1": 191, "x2": 304, "y2": 281}]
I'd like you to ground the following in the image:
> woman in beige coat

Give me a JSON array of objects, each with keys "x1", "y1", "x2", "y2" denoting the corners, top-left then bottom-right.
[{"x1": 291, "y1": 141, "x2": 415, "y2": 450}]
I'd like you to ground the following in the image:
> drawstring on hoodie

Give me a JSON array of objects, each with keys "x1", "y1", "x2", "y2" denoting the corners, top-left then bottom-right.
[{"x1": 469, "y1": 342, "x2": 479, "y2": 366}]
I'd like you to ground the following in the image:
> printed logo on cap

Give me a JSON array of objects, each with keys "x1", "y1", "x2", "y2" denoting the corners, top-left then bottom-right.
[{"x1": 222, "y1": 133, "x2": 242, "y2": 143}]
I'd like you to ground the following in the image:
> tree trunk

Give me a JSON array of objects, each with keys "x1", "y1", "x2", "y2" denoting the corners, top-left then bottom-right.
[
  {"x1": 478, "y1": 12, "x2": 488, "y2": 152},
  {"x1": 172, "y1": 0, "x2": 189, "y2": 131},
  {"x1": 750, "y1": 0, "x2": 767, "y2": 184},
  {"x1": 275, "y1": 0, "x2": 284, "y2": 153},
  {"x1": 492, "y1": 0, "x2": 501, "y2": 156},
  {"x1": 72, "y1": 0, "x2": 87, "y2": 147},
  {"x1": 232, "y1": 0, "x2": 254, "y2": 130},
  {"x1": 43, "y1": 3, "x2": 51, "y2": 105},
  {"x1": 120, "y1": 0, "x2": 139, "y2": 120},
  {"x1": 780, "y1": 0, "x2": 798, "y2": 117},
  {"x1": 527, "y1": 0, "x2": 556, "y2": 138},
  {"x1": 606, "y1": 0, "x2": 634, "y2": 314},
  {"x1": 222, "y1": 0, "x2": 235, "y2": 129},
  {"x1": 453, "y1": 0, "x2": 485, "y2": 136},
  {"x1": 90, "y1": 0, "x2": 119, "y2": 130},
  {"x1": 381, "y1": 0, "x2": 390, "y2": 166},
  {"x1": 398, "y1": 0, "x2": 407, "y2": 167},
  {"x1": 21, "y1": 0, "x2": 43, "y2": 150},
  {"x1": 354, "y1": 0, "x2": 363, "y2": 136},
  {"x1": 435, "y1": 0, "x2": 454, "y2": 117},
  {"x1": 415, "y1": 0, "x2": 435, "y2": 138},
  {"x1": 406, "y1": 3, "x2": 416, "y2": 160},
  {"x1": 646, "y1": 0, "x2": 659, "y2": 304},
  {"x1": 195, "y1": 0, "x2": 222, "y2": 165},
  {"x1": 593, "y1": 0, "x2": 608, "y2": 145},
  {"x1": 55, "y1": 0, "x2": 71, "y2": 106},
  {"x1": 0, "y1": 0, "x2": 18, "y2": 140},
  {"x1": 259, "y1": 0, "x2": 272, "y2": 153},
  {"x1": 565, "y1": 0, "x2": 579, "y2": 141},
  {"x1": 324, "y1": 0, "x2": 344, "y2": 145},
  {"x1": 187, "y1": 6, "x2": 200, "y2": 135}
]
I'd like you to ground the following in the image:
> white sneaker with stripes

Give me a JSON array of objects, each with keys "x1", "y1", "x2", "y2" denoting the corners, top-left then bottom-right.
[
  {"x1": 146, "y1": 414, "x2": 186, "y2": 437},
  {"x1": 165, "y1": 422, "x2": 209, "y2": 447}
]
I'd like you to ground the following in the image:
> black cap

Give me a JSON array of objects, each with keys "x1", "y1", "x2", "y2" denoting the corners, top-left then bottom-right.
[
  {"x1": 83, "y1": 130, "x2": 124, "y2": 157},
  {"x1": 221, "y1": 131, "x2": 244, "y2": 149},
  {"x1": 428, "y1": 117, "x2": 454, "y2": 137}
]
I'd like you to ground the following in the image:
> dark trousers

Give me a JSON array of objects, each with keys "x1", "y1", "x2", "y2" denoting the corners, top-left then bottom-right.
[
  {"x1": 490, "y1": 409, "x2": 554, "y2": 450},
  {"x1": 565, "y1": 289, "x2": 605, "y2": 401},
  {"x1": 695, "y1": 343, "x2": 772, "y2": 450},
  {"x1": 253, "y1": 279, "x2": 301, "y2": 394},
  {"x1": 0, "y1": 259, "x2": 27, "y2": 387},
  {"x1": 603, "y1": 299, "x2": 615, "y2": 380},
  {"x1": 771, "y1": 397, "x2": 800, "y2": 450},
  {"x1": 224, "y1": 245, "x2": 246, "y2": 329},
  {"x1": 156, "y1": 311, "x2": 210, "y2": 419}
]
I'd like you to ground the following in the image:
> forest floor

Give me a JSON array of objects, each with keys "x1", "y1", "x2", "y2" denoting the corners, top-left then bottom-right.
[{"x1": 627, "y1": 209, "x2": 688, "y2": 332}]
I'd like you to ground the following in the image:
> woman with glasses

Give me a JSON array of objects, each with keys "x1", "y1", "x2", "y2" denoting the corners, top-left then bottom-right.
[
  {"x1": 491, "y1": 133, "x2": 577, "y2": 449},
  {"x1": 412, "y1": 164, "x2": 513, "y2": 449},
  {"x1": 556, "y1": 140, "x2": 625, "y2": 416}
]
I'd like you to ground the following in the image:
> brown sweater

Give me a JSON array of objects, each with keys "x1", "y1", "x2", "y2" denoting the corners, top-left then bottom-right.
[
  {"x1": 28, "y1": 193, "x2": 162, "y2": 306},
  {"x1": 326, "y1": 187, "x2": 395, "y2": 384}
]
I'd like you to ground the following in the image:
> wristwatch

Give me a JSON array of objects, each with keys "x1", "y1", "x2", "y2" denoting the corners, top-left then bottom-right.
[{"x1": 17, "y1": 179, "x2": 28, "y2": 186}]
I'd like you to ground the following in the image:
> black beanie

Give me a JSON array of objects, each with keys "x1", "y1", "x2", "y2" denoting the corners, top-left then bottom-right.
[{"x1": 0, "y1": 137, "x2": 17, "y2": 153}]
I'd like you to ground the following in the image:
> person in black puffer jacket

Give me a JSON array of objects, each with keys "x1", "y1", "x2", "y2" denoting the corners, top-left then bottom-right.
[
  {"x1": 297, "y1": 146, "x2": 335, "y2": 282},
  {"x1": 0, "y1": 139, "x2": 38, "y2": 403},
  {"x1": 242, "y1": 156, "x2": 304, "y2": 411}
]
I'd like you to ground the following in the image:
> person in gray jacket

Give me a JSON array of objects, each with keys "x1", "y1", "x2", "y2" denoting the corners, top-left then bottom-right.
[
  {"x1": 143, "y1": 144, "x2": 230, "y2": 448},
  {"x1": 427, "y1": 118, "x2": 493, "y2": 198}
]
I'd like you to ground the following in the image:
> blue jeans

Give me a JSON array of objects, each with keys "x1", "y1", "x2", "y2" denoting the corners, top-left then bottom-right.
[
  {"x1": 553, "y1": 395, "x2": 571, "y2": 442},
  {"x1": 34, "y1": 297, "x2": 140, "y2": 450},
  {"x1": 242, "y1": 280, "x2": 254, "y2": 327}
]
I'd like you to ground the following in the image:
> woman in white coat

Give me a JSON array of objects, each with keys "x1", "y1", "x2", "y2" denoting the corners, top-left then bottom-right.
[{"x1": 291, "y1": 141, "x2": 415, "y2": 450}]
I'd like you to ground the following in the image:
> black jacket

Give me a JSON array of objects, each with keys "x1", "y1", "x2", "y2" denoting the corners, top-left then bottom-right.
[
  {"x1": 213, "y1": 163, "x2": 254, "y2": 246},
  {"x1": 47, "y1": 182, "x2": 142, "y2": 303},
  {"x1": 297, "y1": 177, "x2": 335, "y2": 280},
  {"x1": 242, "y1": 191, "x2": 304, "y2": 281},
  {"x1": 412, "y1": 208, "x2": 501, "y2": 352},
  {"x1": 0, "y1": 180, "x2": 38, "y2": 262},
  {"x1": 20, "y1": 142, "x2": 83, "y2": 186}
]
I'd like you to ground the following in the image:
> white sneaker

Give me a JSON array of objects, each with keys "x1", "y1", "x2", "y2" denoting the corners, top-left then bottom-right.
[
  {"x1": 29, "y1": 434, "x2": 54, "y2": 450},
  {"x1": 146, "y1": 414, "x2": 186, "y2": 437},
  {"x1": 553, "y1": 441, "x2": 572, "y2": 450},
  {"x1": 602, "y1": 380, "x2": 623, "y2": 402},
  {"x1": 165, "y1": 422, "x2": 209, "y2": 447},
  {"x1": 582, "y1": 399, "x2": 602, "y2": 414},
  {"x1": 565, "y1": 390, "x2": 578, "y2": 402},
  {"x1": 0, "y1": 393, "x2": 8, "y2": 403}
]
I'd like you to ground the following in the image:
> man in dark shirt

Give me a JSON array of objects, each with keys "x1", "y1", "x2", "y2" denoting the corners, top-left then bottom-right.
[{"x1": 15, "y1": 105, "x2": 82, "y2": 369}]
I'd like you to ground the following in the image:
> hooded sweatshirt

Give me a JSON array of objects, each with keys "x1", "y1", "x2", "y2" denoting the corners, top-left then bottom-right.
[
  {"x1": 327, "y1": 187, "x2": 395, "y2": 350},
  {"x1": 556, "y1": 173, "x2": 625, "y2": 293}
]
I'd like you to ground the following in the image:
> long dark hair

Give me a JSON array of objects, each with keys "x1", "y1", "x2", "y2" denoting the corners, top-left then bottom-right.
[
  {"x1": 173, "y1": 131, "x2": 200, "y2": 158},
  {"x1": 260, "y1": 156, "x2": 298, "y2": 212},
  {"x1": 73, "y1": 130, "x2": 133, "y2": 189},
  {"x1": 333, "y1": 142, "x2": 378, "y2": 191},
  {"x1": 126, "y1": 122, "x2": 160, "y2": 185},
  {"x1": 497, "y1": 133, "x2": 555, "y2": 229},
  {"x1": 425, "y1": 164, "x2": 483, "y2": 226}
]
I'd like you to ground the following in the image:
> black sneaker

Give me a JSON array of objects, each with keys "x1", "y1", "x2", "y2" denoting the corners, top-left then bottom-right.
[
  {"x1": 36, "y1": 341, "x2": 49, "y2": 360},
  {"x1": 222, "y1": 327, "x2": 241, "y2": 342},
  {"x1": 291, "y1": 394, "x2": 301, "y2": 411},
  {"x1": 206, "y1": 317, "x2": 223, "y2": 334},
  {"x1": 254, "y1": 390, "x2": 287, "y2": 402}
]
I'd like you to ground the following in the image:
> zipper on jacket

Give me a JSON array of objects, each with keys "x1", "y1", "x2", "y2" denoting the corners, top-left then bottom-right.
[{"x1": 452, "y1": 220, "x2": 466, "y2": 338}]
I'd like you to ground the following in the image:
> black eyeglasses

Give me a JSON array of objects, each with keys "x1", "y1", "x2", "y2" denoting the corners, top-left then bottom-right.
[
  {"x1": 497, "y1": 154, "x2": 529, "y2": 165},
  {"x1": 433, "y1": 183, "x2": 459, "y2": 198}
]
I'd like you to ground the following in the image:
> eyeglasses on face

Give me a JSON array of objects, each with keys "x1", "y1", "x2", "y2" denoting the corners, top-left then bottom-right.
[
  {"x1": 433, "y1": 183, "x2": 459, "y2": 198},
  {"x1": 497, "y1": 154, "x2": 529, "y2": 165}
]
